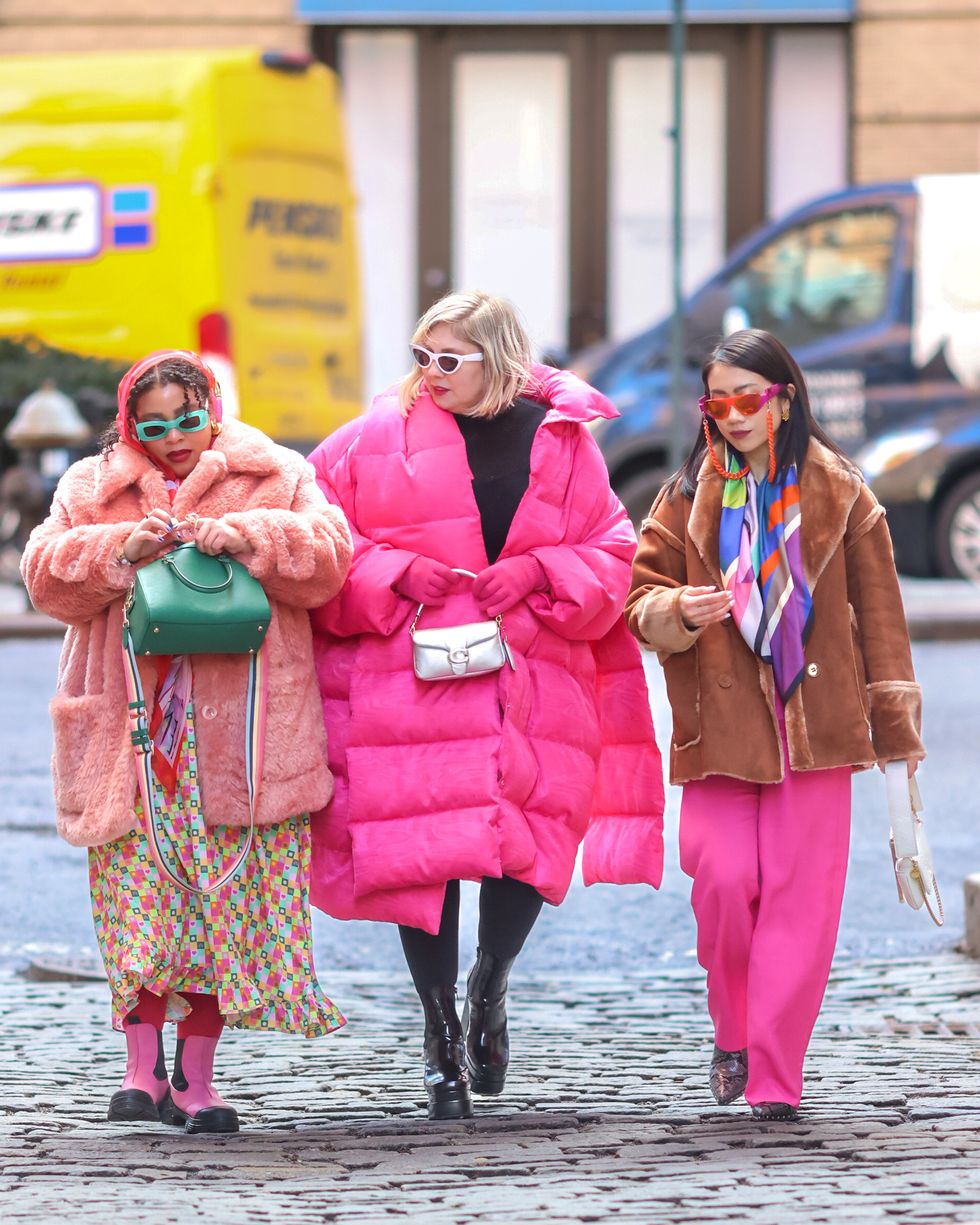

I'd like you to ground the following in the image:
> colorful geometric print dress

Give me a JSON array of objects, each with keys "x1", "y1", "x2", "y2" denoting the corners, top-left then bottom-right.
[{"x1": 89, "y1": 700, "x2": 345, "y2": 1037}]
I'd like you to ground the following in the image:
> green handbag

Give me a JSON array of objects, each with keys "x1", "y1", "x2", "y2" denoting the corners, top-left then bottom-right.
[{"x1": 124, "y1": 542, "x2": 270, "y2": 656}]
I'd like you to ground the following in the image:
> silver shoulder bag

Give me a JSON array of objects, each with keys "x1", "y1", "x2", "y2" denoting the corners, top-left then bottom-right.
[{"x1": 410, "y1": 567, "x2": 515, "y2": 681}]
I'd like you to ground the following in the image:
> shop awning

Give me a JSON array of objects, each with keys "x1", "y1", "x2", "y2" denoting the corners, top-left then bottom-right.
[{"x1": 295, "y1": 0, "x2": 854, "y2": 22}]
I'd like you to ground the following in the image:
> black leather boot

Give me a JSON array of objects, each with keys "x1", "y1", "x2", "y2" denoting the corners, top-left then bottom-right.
[
  {"x1": 420, "y1": 985, "x2": 472, "y2": 1121},
  {"x1": 462, "y1": 949, "x2": 515, "y2": 1096}
]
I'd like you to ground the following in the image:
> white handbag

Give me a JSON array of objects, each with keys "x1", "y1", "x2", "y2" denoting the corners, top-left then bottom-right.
[{"x1": 886, "y1": 761, "x2": 944, "y2": 927}]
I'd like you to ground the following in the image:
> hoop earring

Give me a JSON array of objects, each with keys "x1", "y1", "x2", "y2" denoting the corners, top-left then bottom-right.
[
  {"x1": 704, "y1": 418, "x2": 748, "y2": 481},
  {"x1": 210, "y1": 418, "x2": 222, "y2": 436}
]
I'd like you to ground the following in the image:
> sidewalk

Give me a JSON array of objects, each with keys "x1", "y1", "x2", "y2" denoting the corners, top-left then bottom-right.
[
  {"x1": 3, "y1": 576, "x2": 980, "y2": 640},
  {"x1": 2, "y1": 953, "x2": 980, "y2": 1223}
]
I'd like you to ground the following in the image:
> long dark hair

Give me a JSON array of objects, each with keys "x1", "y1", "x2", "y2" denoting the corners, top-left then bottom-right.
[
  {"x1": 99, "y1": 358, "x2": 211, "y2": 456},
  {"x1": 667, "y1": 328, "x2": 854, "y2": 501}
]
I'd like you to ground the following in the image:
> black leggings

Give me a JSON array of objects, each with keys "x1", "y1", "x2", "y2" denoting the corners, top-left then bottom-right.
[{"x1": 399, "y1": 876, "x2": 544, "y2": 993}]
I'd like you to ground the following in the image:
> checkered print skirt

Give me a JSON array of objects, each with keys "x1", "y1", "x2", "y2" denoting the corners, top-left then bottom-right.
[{"x1": 88, "y1": 703, "x2": 345, "y2": 1036}]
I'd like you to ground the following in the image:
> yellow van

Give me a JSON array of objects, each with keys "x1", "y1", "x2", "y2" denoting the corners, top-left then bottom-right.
[{"x1": 0, "y1": 48, "x2": 361, "y2": 446}]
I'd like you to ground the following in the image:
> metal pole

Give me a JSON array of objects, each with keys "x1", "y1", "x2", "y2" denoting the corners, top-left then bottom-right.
[{"x1": 668, "y1": 0, "x2": 687, "y2": 473}]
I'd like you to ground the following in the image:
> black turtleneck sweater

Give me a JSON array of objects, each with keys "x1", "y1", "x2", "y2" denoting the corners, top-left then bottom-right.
[{"x1": 452, "y1": 396, "x2": 548, "y2": 563}]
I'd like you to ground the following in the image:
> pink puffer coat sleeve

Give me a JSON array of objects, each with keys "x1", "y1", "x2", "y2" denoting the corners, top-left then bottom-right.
[
  {"x1": 524, "y1": 428, "x2": 637, "y2": 641},
  {"x1": 579, "y1": 619, "x2": 665, "y2": 889},
  {"x1": 222, "y1": 454, "x2": 353, "y2": 609},
  {"x1": 308, "y1": 422, "x2": 419, "y2": 638},
  {"x1": 21, "y1": 465, "x2": 138, "y2": 626}
]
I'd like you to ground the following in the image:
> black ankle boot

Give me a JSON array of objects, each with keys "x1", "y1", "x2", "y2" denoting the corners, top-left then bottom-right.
[
  {"x1": 462, "y1": 949, "x2": 515, "y2": 1096},
  {"x1": 419, "y1": 985, "x2": 472, "y2": 1121}
]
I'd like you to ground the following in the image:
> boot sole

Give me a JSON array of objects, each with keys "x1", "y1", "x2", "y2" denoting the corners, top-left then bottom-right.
[
  {"x1": 159, "y1": 1091, "x2": 240, "y2": 1134},
  {"x1": 466, "y1": 1059, "x2": 506, "y2": 1096},
  {"x1": 107, "y1": 1089, "x2": 161, "y2": 1122},
  {"x1": 426, "y1": 1087, "x2": 473, "y2": 1121}
]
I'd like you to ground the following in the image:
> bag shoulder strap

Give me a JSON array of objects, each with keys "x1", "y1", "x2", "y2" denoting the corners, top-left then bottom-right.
[
  {"x1": 121, "y1": 627, "x2": 267, "y2": 896},
  {"x1": 885, "y1": 760, "x2": 919, "y2": 861}
]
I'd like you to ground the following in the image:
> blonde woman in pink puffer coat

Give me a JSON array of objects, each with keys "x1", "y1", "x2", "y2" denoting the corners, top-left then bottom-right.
[{"x1": 308, "y1": 292, "x2": 665, "y2": 1122}]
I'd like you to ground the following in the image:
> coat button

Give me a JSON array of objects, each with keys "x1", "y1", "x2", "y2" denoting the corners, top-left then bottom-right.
[
  {"x1": 201, "y1": 705, "x2": 218, "y2": 719},
  {"x1": 806, "y1": 663, "x2": 820, "y2": 678},
  {"x1": 717, "y1": 674, "x2": 732, "y2": 688}
]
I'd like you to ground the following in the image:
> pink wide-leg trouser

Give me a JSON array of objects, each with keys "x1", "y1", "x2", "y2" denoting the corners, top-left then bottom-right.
[{"x1": 679, "y1": 737, "x2": 851, "y2": 1108}]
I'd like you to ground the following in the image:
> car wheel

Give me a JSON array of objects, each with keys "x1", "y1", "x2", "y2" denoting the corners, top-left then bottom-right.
[
  {"x1": 617, "y1": 469, "x2": 671, "y2": 531},
  {"x1": 935, "y1": 470, "x2": 980, "y2": 580}
]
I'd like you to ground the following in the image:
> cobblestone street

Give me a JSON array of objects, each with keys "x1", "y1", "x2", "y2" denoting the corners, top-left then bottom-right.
[{"x1": 2, "y1": 953, "x2": 979, "y2": 1223}]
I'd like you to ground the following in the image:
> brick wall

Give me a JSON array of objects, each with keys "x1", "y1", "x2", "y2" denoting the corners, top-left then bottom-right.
[
  {"x1": 0, "y1": 0, "x2": 307, "y2": 54},
  {"x1": 853, "y1": 0, "x2": 980, "y2": 180}
]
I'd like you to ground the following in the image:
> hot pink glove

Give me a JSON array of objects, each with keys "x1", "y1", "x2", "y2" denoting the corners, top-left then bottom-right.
[
  {"x1": 472, "y1": 556, "x2": 546, "y2": 617},
  {"x1": 394, "y1": 556, "x2": 459, "y2": 607}
]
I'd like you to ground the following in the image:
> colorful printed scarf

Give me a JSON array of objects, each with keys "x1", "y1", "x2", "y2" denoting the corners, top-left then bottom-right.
[
  {"x1": 718, "y1": 456, "x2": 813, "y2": 702},
  {"x1": 149, "y1": 474, "x2": 190, "y2": 795}
]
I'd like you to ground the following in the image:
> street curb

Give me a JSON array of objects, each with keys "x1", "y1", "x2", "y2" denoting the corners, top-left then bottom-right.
[
  {"x1": 907, "y1": 617, "x2": 980, "y2": 642},
  {"x1": 3, "y1": 612, "x2": 980, "y2": 642},
  {"x1": 0, "y1": 612, "x2": 65, "y2": 638},
  {"x1": 965, "y1": 873, "x2": 980, "y2": 958}
]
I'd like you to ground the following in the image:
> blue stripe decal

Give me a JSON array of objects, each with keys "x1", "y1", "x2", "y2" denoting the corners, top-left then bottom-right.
[
  {"x1": 111, "y1": 189, "x2": 152, "y2": 215},
  {"x1": 113, "y1": 223, "x2": 151, "y2": 247}
]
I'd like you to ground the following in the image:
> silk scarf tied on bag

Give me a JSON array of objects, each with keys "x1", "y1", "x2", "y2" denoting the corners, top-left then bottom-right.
[
  {"x1": 718, "y1": 455, "x2": 814, "y2": 703},
  {"x1": 148, "y1": 476, "x2": 191, "y2": 796}
]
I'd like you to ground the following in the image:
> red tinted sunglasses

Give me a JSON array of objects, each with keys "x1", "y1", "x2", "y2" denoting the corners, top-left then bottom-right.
[{"x1": 699, "y1": 384, "x2": 785, "y2": 421}]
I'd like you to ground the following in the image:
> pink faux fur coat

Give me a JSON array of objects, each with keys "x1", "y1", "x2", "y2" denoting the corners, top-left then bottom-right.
[{"x1": 22, "y1": 420, "x2": 353, "y2": 848}]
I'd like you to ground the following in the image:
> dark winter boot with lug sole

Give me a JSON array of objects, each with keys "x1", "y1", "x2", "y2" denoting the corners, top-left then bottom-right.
[
  {"x1": 420, "y1": 985, "x2": 473, "y2": 1121},
  {"x1": 462, "y1": 949, "x2": 515, "y2": 1096}
]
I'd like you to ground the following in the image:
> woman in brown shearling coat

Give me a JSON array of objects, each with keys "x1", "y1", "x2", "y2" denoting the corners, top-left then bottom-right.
[{"x1": 628, "y1": 329, "x2": 924, "y2": 1122}]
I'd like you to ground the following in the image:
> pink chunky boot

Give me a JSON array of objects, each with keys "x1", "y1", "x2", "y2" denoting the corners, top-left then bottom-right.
[
  {"x1": 160, "y1": 1036, "x2": 239, "y2": 1134},
  {"x1": 107, "y1": 1023, "x2": 170, "y2": 1122}
]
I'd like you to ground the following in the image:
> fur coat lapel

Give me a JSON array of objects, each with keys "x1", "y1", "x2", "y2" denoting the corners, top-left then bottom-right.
[{"x1": 687, "y1": 439, "x2": 864, "y2": 592}]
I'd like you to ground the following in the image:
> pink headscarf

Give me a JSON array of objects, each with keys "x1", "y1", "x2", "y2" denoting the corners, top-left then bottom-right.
[{"x1": 116, "y1": 349, "x2": 223, "y2": 457}]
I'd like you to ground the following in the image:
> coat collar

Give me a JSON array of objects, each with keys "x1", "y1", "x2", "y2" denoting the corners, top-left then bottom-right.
[
  {"x1": 527, "y1": 363, "x2": 619, "y2": 425},
  {"x1": 687, "y1": 439, "x2": 864, "y2": 590},
  {"x1": 92, "y1": 419, "x2": 283, "y2": 510}
]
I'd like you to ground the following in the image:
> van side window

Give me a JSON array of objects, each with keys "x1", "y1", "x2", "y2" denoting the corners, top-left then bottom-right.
[{"x1": 726, "y1": 208, "x2": 898, "y2": 348}]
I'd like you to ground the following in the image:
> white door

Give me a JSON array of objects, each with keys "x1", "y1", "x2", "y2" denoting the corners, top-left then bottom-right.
[
  {"x1": 608, "y1": 52, "x2": 726, "y2": 340},
  {"x1": 452, "y1": 53, "x2": 570, "y2": 357}
]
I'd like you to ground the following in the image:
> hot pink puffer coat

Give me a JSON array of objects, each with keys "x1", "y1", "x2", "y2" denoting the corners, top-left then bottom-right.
[{"x1": 308, "y1": 368, "x2": 664, "y2": 934}]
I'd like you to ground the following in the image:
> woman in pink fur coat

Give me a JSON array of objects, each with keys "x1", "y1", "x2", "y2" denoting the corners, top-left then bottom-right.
[
  {"x1": 309, "y1": 291, "x2": 665, "y2": 1121},
  {"x1": 22, "y1": 350, "x2": 353, "y2": 1134}
]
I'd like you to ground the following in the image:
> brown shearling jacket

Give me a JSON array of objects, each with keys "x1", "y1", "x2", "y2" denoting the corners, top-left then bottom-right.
[{"x1": 627, "y1": 440, "x2": 925, "y2": 784}]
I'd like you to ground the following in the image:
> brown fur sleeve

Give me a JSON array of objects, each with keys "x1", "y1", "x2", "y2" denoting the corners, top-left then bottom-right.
[
  {"x1": 844, "y1": 485, "x2": 925, "y2": 762},
  {"x1": 626, "y1": 487, "x2": 703, "y2": 656}
]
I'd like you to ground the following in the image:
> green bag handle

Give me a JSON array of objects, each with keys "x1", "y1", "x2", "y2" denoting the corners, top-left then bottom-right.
[{"x1": 161, "y1": 542, "x2": 234, "y2": 594}]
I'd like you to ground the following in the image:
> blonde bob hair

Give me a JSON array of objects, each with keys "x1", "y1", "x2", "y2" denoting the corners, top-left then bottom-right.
[{"x1": 398, "y1": 290, "x2": 534, "y2": 418}]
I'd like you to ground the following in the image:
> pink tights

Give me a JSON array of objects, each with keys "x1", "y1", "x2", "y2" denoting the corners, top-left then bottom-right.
[{"x1": 123, "y1": 988, "x2": 224, "y2": 1038}]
